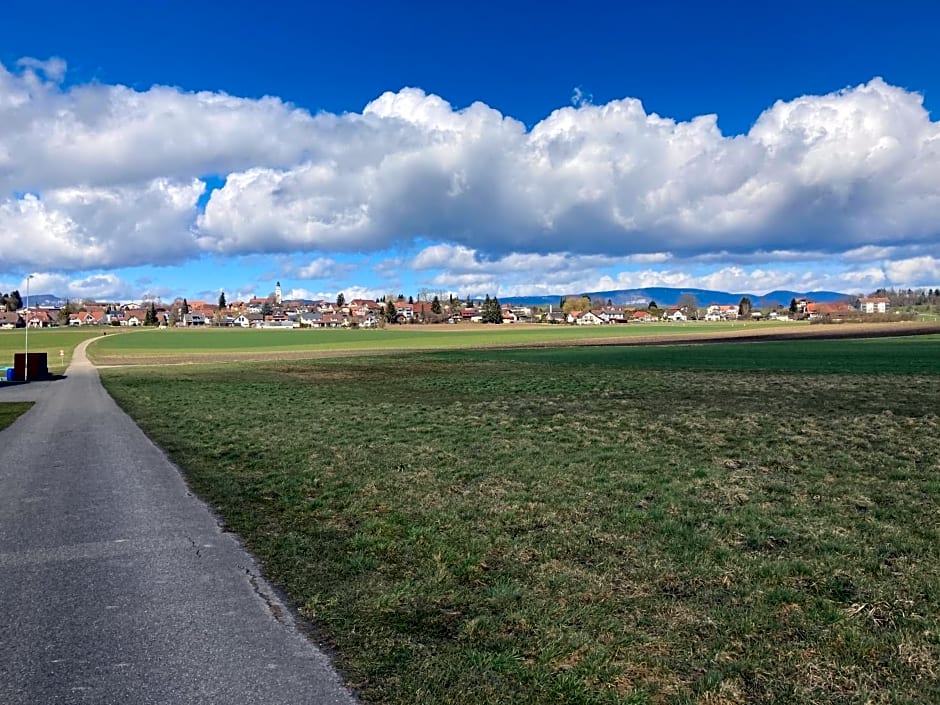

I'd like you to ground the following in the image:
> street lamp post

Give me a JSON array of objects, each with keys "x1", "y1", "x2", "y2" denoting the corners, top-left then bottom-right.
[{"x1": 24, "y1": 274, "x2": 33, "y2": 382}]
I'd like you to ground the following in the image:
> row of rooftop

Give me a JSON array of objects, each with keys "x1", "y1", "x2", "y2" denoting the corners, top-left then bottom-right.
[{"x1": 0, "y1": 295, "x2": 893, "y2": 329}]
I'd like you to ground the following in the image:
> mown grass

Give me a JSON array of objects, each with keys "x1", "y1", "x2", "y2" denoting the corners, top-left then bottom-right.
[
  {"x1": 452, "y1": 334, "x2": 940, "y2": 375},
  {"x1": 88, "y1": 321, "x2": 795, "y2": 361},
  {"x1": 0, "y1": 402, "x2": 33, "y2": 431},
  {"x1": 101, "y1": 336, "x2": 940, "y2": 704},
  {"x1": 0, "y1": 328, "x2": 102, "y2": 375}
]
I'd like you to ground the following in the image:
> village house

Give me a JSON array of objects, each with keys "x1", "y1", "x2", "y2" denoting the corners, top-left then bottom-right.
[
  {"x1": 26, "y1": 310, "x2": 55, "y2": 327},
  {"x1": 69, "y1": 311, "x2": 106, "y2": 326},
  {"x1": 705, "y1": 304, "x2": 740, "y2": 321},
  {"x1": 805, "y1": 302, "x2": 855, "y2": 320},
  {"x1": 858, "y1": 297, "x2": 890, "y2": 314},
  {"x1": 571, "y1": 310, "x2": 605, "y2": 325},
  {"x1": 663, "y1": 308, "x2": 687, "y2": 322},
  {"x1": 0, "y1": 311, "x2": 24, "y2": 328}
]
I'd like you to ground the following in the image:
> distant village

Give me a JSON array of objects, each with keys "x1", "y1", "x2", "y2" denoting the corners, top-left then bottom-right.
[{"x1": 0, "y1": 281, "x2": 936, "y2": 330}]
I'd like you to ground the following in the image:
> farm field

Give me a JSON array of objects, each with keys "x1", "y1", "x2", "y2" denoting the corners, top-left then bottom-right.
[
  {"x1": 87, "y1": 321, "x2": 773, "y2": 363},
  {"x1": 85, "y1": 319, "x2": 940, "y2": 366},
  {"x1": 100, "y1": 334, "x2": 940, "y2": 705},
  {"x1": 0, "y1": 328, "x2": 102, "y2": 375}
]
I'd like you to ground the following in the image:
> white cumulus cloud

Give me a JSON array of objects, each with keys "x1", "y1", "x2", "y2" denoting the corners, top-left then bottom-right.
[{"x1": 1, "y1": 58, "x2": 939, "y2": 291}]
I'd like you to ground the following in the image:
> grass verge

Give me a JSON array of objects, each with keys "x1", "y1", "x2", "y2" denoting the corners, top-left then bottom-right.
[
  {"x1": 0, "y1": 402, "x2": 34, "y2": 431},
  {"x1": 101, "y1": 337, "x2": 940, "y2": 704}
]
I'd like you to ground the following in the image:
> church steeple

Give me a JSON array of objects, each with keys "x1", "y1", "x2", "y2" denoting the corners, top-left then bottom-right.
[{"x1": 275, "y1": 281, "x2": 282, "y2": 305}]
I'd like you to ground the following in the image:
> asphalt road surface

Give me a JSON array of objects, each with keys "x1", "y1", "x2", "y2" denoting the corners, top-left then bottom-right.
[{"x1": 0, "y1": 340, "x2": 358, "y2": 705}]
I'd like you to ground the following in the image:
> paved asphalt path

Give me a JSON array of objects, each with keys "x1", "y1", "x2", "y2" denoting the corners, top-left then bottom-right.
[{"x1": 0, "y1": 340, "x2": 358, "y2": 704}]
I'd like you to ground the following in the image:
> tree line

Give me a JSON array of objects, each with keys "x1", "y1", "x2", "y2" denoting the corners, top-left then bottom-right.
[{"x1": 1, "y1": 290, "x2": 23, "y2": 312}]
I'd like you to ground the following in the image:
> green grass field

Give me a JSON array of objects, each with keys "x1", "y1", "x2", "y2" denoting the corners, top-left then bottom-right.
[
  {"x1": 453, "y1": 334, "x2": 940, "y2": 374},
  {"x1": 100, "y1": 336, "x2": 940, "y2": 705},
  {"x1": 0, "y1": 328, "x2": 103, "y2": 375},
  {"x1": 87, "y1": 322, "x2": 799, "y2": 362},
  {"x1": 0, "y1": 402, "x2": 33, "y2": 431}
]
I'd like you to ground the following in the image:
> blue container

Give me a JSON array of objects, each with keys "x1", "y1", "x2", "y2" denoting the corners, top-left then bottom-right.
[{"x1": 4, "y1": 367, "x2": 13, "y2": 381}]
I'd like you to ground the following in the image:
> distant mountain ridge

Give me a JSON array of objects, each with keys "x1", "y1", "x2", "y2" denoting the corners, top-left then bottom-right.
[
  {"x1": 25, "y1": 288, "x2": 853, "y2": 310},
  {"x1": 19, "y1": 293, "x2": 67, "y2": 307},
  {"x1": 499, "y1": 287, "x2": 852, "y2": 308}
]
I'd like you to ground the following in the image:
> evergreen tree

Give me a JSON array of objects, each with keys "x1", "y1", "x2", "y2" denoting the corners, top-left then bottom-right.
[
  {"x1": 144, "y1": 303, "x2": 156, "y2": 326},
  {"x1": 336, "y1": 292, "x2": 346, "y2": 308},
  {"x1": 738, "y1": 296, "x2": 752, "y2": 317},
  {"x1": 408, "y1": 295, "x2": 414, "y2": 304},
  {"x1": 481, "y1": 295, "x2": 503, "y2": 323},
  {"x1": 431, "y1": 296, "x2": 442, "y2": 315},
  {"x1": 789, "y1": 298, "x2": 798, "y2": 314},
  {"x1": 219, "y1": 291, "x2": 226, "y2": 309},
  {"x1": 9, "y1": 290, "x2": 22, "y2": 311},
  {"x1": 465, "y1": 295, "x2": 473, "y2": 307},
  {"x1": 490, "y1": 296, "x2": 503, "y2": 324},
  {"x1": 182, "y1": 298, "x2": 190, "y2": 314},
  {"x1": 384, "y1": 299, "x2": 397, "y2": 323}
]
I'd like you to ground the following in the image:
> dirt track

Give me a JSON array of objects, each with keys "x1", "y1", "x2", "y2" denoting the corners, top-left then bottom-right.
[{"x1": 91, "y1": 321, "x2": 940, "y2": 367}]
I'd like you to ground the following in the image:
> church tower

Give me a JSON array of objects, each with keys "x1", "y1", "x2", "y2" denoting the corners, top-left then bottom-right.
[{"x1": 275, "y1": 281, "x2": 282, "y2": 305}]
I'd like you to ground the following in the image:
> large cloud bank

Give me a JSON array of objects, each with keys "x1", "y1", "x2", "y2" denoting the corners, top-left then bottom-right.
[{"x1": 2, "y1": 57, "x2": 939, "y2": 275}]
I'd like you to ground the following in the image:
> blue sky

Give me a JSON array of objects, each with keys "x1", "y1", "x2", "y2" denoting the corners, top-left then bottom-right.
[{"x1": 1, "y1": 0, "x2": 939, "y2": 303}]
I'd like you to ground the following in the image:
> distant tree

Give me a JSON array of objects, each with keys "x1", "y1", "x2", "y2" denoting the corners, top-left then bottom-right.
[
  {"x1": 562, "y1": 296, "x2": 591, "y2": 315},
  {"x1": 384, "y1": 299, "x2": 397, "y2": 323},
  {"x1": 218, "y1": 291, "x2": 226, "y2": 309},
  {"x1": 431, "y1": 296, "x2": 442, "y2": 315},
  {"x1": 397, "y1": 293, "x2": 405, "y2": 302},
  {"x1": 144, "y1": 302, "x2": 157, "y2": 326},
  {"x1": 738, "y1": 296, "x2": 752, "y2": 317},
  {"x1": 169, "y1": 298, "x2": 185, "y2": 325},
  {"x1": 181, "y1": 298, "x2": 190, "y2": 315},
  {"x1": 647, "y1": 300, "x2": 657, "y2": 311},
  {"x1": 336, "y1": 292, "x2": 346, "y2": 308},
  {"x1": 789, "y1": 298, "x2": 798, "y2": 314},
  {"x1": 10, "y1": 290, "x2": 22, "y2": 311},
  {"x1": 677, "y1": 293, "x2": 699, "y2": 318},
  {"x1": 465, "y1": 295, "x2": 473, "y2": 307},
  {"x1": 261, "y1": 301, "x2": 273, "y2": 316},
  {"x1": 480, "y1": 295, "x2": 502, "y2": 324},
  {"x1": 408, "y1": 295, "x2": 414, "y2": 304},
  {"x1": 57, "y1": 300, "x2": 75, "y2": 326}
]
